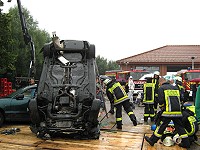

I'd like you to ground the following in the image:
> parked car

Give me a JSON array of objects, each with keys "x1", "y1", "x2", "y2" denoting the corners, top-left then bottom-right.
[{"x1": 0, "y1": 84, "x2": 37, "y2": 127}]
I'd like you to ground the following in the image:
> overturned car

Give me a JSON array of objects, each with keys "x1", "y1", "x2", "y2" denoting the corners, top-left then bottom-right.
[{"x1": 29, "y1": 35, "x2": 101, "y2": 139}]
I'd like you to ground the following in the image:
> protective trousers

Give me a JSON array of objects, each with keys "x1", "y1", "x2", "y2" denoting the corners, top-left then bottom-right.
[
  {"x1": 115, "y1": 100, "x2": 137, "y2": 127},
  {"x1": 154, "y1": 96, "x2": 158, "y2": 113},
  {"x1": 153, "y1": 117, "x2": 190, "y2": 147},
  {"x1": 144, "y1": 104, "x2": 155, "y2": 122}
]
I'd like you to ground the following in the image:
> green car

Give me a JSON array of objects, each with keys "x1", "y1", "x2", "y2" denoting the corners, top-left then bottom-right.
[{"x1": 0, "y1": 84, "x2": 37, "y2": 127}]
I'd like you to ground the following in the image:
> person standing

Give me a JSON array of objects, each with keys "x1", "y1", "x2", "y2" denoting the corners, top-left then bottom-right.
[
  {"x1": 152, "y1": 71, "x2": 160, "y2": 113},
  {"x1": 101, "y1": 76, "x2": 137, "y2": 129},
  {"x1": 175, "y1": 76, "x2": 185, "y2": 103},
  {"x1": 128, "y1": 76, "x2": 135, "y2": 109},
  {"x1": 144, "y1": 77, "x2": 190, "y2": 148},
  {"x1": 143, "y1": 77, "x2": 155, "y2": 124},
  {"x1": 128, "y1": 76, "x2": 135, "y2": 99}
]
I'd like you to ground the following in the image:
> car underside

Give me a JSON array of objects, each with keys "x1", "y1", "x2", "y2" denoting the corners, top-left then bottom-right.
[{"x1": 29, "y1": 36, "x2": 101, "y2": 139}]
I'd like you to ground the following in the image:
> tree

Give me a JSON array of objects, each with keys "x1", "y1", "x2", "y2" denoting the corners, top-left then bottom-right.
[
  {"x1": 8, "y1": 6, "x2": 51, "y2": 79},
  {"x1": 0, "y1": 13, "x2": 17, "y2": 76},
  {"x1": 96, "y1": 55, "x2": 120, "y2": 75}
]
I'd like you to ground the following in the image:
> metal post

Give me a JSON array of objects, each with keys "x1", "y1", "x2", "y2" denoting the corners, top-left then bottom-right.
[
  {"x1": 126, "y1": 62, "x2": 129, "y2": 70},
  {"x1": 191, "y1": 57, "x2": 195, "y2": 69}
]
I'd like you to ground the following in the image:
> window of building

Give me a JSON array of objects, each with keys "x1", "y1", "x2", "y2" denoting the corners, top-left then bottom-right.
[{"x1": 136, "y1": 66, "x2": 159, "y2": 73}]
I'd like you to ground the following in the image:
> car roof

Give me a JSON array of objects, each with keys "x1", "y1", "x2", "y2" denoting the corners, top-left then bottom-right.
[{"x1": 23, "y1": 84, "x2": 37, "y2": 90}]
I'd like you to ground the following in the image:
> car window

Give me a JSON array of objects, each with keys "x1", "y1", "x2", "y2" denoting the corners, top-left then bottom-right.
[
  {"x1": 22, "y1": 88, "x2": 36, "y2": 98},
  {"x1": 5, "y1": 87, "x2": 24, "y2": 98}
]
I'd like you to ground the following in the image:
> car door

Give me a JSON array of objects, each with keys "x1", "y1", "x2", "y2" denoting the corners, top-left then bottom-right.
[{"x1": 9, "y1": 87, "x2": 36, "y2": 121}]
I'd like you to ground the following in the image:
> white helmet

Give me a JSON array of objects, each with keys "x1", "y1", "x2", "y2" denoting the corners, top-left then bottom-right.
[
  {"x1": 103, "y1": 78, "x2": 112, "y2": 85},
  {"x1": 154, "y1": 71, "x2": 160, "y2": 76},
  {"x1": 162, "y1": 136, "x2": 174, "y2": 146},
  {"x1": 129, "y1": 76, "x2": 133, "y2": 79},
  {"x1": 175, "y1": 76, "x2": 182, "y2": 82}
]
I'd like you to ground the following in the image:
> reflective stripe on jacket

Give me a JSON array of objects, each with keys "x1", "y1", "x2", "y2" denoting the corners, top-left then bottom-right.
[
  {"x1": 143, "y1": 83, "x2": 155, "y2": 104},
  {"x1": 158, "y1": 82, "x2": 182, "y2": 117},
  {"x1": 108, "y1": 82, "x2": 129, "y2": 105},
  {"x1": 186, "y1": 116, "x2": 198, "y2": 136},
  {"x1": 162, "y1": 89, "x2": 182, "y2": 117}
]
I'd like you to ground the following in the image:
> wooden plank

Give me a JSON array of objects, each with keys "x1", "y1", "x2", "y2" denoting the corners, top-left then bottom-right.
[
  {"x1": 0, "y1": 143, "x2": 35, "y2": 150},
  {"x1": 142, "y1": 134, "x2": 187, "y2": 150},
  {"x1": 0, "y1": 125, "x2": 44, "y2": 147},
  {"x1": 38, "y1": 131, "x2": 144, "y2": 150},
  {"x1": 0, "y1": 125, "x2": 195, "y2": 150}
]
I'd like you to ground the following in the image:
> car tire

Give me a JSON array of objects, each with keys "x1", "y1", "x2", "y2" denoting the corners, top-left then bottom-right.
[
  {"x1": 0, "y1": 111, "x2": 5, "y2": 127},
  {"x1": 29, "y1": 99, "x2": 41, "y2": 125},
  {"x1": 89, "y1": 125, "x2": 100, "y2": 139},
  {"x1": 88, "y1": 99, "x2": 101, "y2": 123},
  {"x1": 87, "y1": 44, "x2": 95, "y2": 59},
  {"x1": 43, "y1": 44, "x2": 51, "y2": 58}
]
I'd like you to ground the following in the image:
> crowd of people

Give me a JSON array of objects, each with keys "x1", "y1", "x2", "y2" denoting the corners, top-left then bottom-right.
[{"x1": 97, "y1": 71, "x2": 199, "y2": 149}]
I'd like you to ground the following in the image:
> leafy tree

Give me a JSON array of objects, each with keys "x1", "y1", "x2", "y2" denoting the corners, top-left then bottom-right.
[
  {"x1": 0, "y1": 13, "x2": 17, "y2": 75},
  {"x1": 96, "y1": 55, "x2": 120, "y2": 75},
  {"x1": 107, "y1": 60, "x2": 120, "y2": 71},
  {"x1": 8, "y1": 6, "x2": 51, "y2": 79}
]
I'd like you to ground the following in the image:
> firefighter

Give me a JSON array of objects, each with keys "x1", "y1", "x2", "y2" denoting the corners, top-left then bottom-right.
[
  {"x1": 182, "y1": 107, "x2": 199, "y2": 144},
  {"x1": 175, "y1": 76, "x2": 185, "y2": 103},
  {"x1": 144, "y1": 77, "x2": 190, "y2": 148},
  {"x1": 101, "y1": 76, "x2": 137, "y2": 129},
  {"x1": 96, "y1": 77, "x2": 105, "y2": 110},
  {"x1": 143, "y1": 77, "x2": 155, "y2": 124},
  {"x1": 152, "y1": 71, "x2": 160, "y2": 114}
]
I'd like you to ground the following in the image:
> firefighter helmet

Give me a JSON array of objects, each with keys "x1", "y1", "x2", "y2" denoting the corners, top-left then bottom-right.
[
  {"x1": 154, "y1": 71, "x2": 160, "y2": 76},
  {"x1": 175, "y1": 76, "x2": 182, "y2": 82},
  {"x1": 100, "y1": 75, "x2": 112, "y2": 85},
  {"x1": 162, "y1": 136, "x2": 174, "y2": 146},
  {"x1": 103, "y1": 78, "x2": 112, "y2": 85}
]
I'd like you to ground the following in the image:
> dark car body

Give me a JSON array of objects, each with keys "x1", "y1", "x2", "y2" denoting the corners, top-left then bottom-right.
[
  {"x1": 0, "y1": 84, "x2": 37, "y2": 126},
  {"x1": 29, "y1": 37, "x2": 101, "y2": 139}
]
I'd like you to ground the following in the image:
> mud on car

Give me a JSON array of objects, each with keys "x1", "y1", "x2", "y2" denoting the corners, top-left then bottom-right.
[{"x1": 29, "y1": 36, "x2": 101, "y2": 139}]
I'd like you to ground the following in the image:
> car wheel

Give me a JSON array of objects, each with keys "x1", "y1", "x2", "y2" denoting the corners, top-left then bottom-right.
[
  {"x1": 0, "y1": 111, "x2": 5, "y2": 127},
  {"x1": 88, "y1": 99, "x2": 101, "y2": 123},
  {"x1": 87, "y1": 44, "x2": 95, "y2": 59},
  {"x1": 29, "y1": 99, "x2": 41, "y2": 124},
  {"x1": 89, "y1": 125, "x2": 100, "y2": 139},
  {"x1": 43, "y1": 44, "x2": 51, "y2": 58}
]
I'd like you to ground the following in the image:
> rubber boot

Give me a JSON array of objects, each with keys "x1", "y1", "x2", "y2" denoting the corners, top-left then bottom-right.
[
  {"x1": 150, "y1": 117, "x2": 155, "y2": 122},
  {"x1": 131, "y1": 114, "x2": 137, "y2": 126},
  {"x1": 116, "y1": 121, "x2": 122, "y2": 129},
  {"x1": 109, "y1": 103, "x2": 114, "y2": 114},
  {"x1": 144, "y1": 134, "x2": 159, "y2": 146},
  {"x1": 179, "y1": 137, "x2": 190, "y2": 148},
  {"x1": 144, "y1": 117, "x2": 148, "y2": 125}
]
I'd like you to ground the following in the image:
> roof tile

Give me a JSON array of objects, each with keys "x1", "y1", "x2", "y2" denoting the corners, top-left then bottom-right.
[{"x1": 116, "y1": 45, "x2": 200, "y2": 64}]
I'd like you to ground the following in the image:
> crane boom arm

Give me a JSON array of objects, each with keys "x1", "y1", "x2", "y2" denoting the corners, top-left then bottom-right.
[{"x1": 17, "y1": 0, "x2": 36, "y2": 77}]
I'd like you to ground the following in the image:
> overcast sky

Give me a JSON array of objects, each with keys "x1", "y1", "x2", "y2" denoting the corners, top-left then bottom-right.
[{"x1": 2, "y1": 0, "x2": 200, "y2": 61}]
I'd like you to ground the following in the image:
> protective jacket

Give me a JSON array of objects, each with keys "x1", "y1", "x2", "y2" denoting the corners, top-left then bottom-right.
[
  {"x1": 106, "y1": 81, "x2": 129, "y2": 105},
  {"x1": 153, "y1": 76, "x2": 159, "y2": 98},
  {"x1": 175, "y1": 80, "x2": 185, "y2": 102},
  {"x1": 158, "y1": 82, "x2": 182, "y2": 117},
  {"x1": 182, "y1": 108, "x2": 199, "y2": 136},
  {"x1": 143, "y1": 82, "x2": 155, "y2": 104}
]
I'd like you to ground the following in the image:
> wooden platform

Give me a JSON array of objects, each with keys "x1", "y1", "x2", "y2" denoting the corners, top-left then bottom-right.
[{"x1": 0, "y1": 124, "x2": 192, "y2": 150}]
